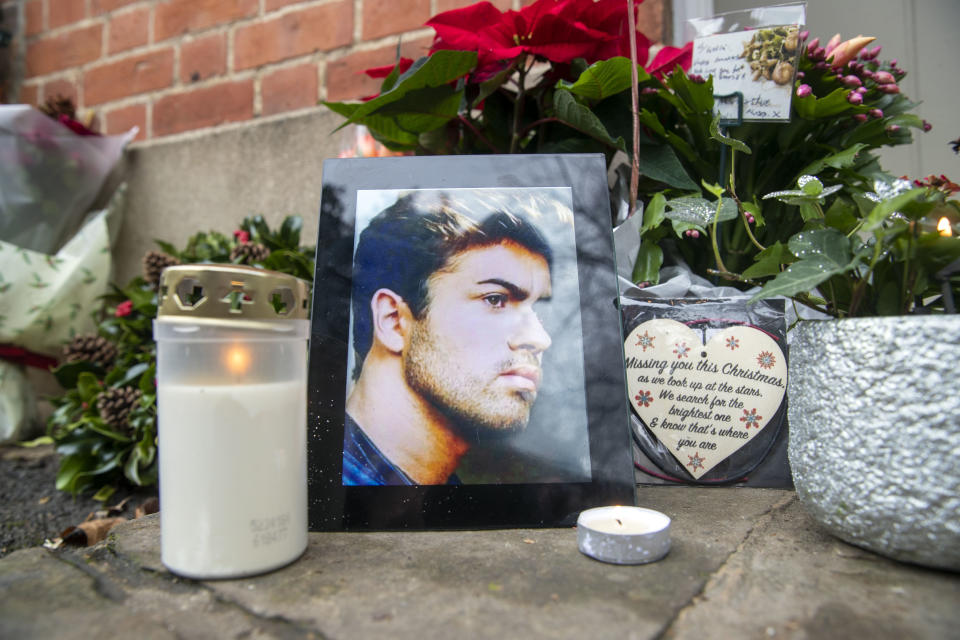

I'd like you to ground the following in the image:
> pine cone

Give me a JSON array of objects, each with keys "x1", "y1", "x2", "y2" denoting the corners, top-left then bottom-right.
[
  {"x1": 97, "y1": 386, "x2": 142, "y2": 431},
  {"x1": 39, "y1": 95, "x2": 76, "y2": 120},
  {"x1": 230, "y1": 242, "x2": 270, "y2": 264},
  {"x1": 62, "y1": 334, "x2": 117, "y2": 369},
  {"x1": 143, "y1": 250, "x2": 181, "y2": 287}
]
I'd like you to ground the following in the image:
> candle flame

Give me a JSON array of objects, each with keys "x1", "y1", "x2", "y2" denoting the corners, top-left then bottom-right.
[
  {"x1": 225, "y1": 345, "x2": 251, "y2": 375},
  {"x1": 938, "y1": 217, "x2": 953, "y2": 236}
]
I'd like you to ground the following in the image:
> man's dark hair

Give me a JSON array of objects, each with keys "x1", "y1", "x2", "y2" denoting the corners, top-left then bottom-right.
[{"x1": 351, "y1": 193, "x2": 553, "y2": 379}]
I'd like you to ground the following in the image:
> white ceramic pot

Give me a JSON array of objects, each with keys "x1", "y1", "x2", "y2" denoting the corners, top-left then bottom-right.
[{"x1": 788, "y1": 315, "x2": 960, "y2": 571}]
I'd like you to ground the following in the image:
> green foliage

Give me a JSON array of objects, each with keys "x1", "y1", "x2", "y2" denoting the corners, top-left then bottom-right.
[
  {"x1": 48, "y1": 216, "x2": 314, "y2": 498},
  {"x1": 325, "y1": 31, "x2": 960, "y2": 316}
]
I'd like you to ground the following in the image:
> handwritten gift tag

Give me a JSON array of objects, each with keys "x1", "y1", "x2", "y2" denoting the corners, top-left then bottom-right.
[
  {"x1": 690, "y1": 25, "x2": 801, "y2": 121},
  {"x1": 624, "y1": 319, "x2": 787, "y2": 479}
]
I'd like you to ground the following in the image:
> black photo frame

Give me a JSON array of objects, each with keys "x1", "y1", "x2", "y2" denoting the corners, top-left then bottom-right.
[{"x1": 308, "y1": 154, "x2": 635, "y2": 530}]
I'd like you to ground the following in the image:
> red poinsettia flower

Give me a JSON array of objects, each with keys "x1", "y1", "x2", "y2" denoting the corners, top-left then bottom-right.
[
  {"x1": 363, "y1": 57, "x2": 415, "y2": 79},
  {"x1": 233, "y1": 229, "x2": 250, "y2": 243},
  {"x1": 115, "y1": 300, "x2": 133, "y2": 318},
  {"x1": 646, "y1": 42, "x2": 693, "y2": 79},
  {"x1": 552, "y1": 0, "x2": 650, "y2": 64},
  {"x1": 428, "y1": 0, "x2": 649, "y2": 66}
]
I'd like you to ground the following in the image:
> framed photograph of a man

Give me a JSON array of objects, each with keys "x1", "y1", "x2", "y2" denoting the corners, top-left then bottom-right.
[{"x1": 309, "y1": 154, "x2": 635, "y2": 530}]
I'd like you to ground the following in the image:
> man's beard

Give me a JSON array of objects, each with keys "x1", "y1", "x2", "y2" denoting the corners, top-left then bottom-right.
[{"x1": 403, "y1": 319, "x2": 537, "y2": 441}]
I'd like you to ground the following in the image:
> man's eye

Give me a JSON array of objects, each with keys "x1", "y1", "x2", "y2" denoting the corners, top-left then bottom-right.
[{"x1": 483, "y1": 293, "x2": 508, "y2": 308}]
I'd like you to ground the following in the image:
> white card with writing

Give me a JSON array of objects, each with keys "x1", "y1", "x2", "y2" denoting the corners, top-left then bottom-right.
[
  {"x1": 625, "y1": 319, "x2": 787, "y2": 479},
  {"x1": 690, "y1": 26, "x2": 801, "y2": 121}
]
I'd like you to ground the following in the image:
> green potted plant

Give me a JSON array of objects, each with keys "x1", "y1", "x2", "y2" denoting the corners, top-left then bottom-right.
[{"x1": 324, "y1": 0, "x2": 960, "y2": 569}]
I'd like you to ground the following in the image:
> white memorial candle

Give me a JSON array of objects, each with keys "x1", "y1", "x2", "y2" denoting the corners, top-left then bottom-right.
[
  {"x1": 159, "y1": 379, "x2": 306, "y2": 579},
  {"x1": 577, "y1": 506, "x2": 671, "y2": 564}
]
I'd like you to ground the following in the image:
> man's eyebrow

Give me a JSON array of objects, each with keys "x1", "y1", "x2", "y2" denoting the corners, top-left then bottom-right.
[{"x1": 476, "y1": 278, "x2": 551, "y2": 301}]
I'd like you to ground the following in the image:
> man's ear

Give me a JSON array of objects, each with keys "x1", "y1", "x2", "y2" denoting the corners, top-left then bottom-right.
[{"x1": 370, "y1": 288, "x2": 410, "y2": 354}]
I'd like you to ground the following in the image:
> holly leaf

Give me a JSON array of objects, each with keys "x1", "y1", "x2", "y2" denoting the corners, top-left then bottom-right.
[{"x1": 52, "y1": 361, "x2": 104, "y2": 389}]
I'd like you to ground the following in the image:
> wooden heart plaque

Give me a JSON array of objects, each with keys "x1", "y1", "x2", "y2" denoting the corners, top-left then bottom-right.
[{"x1": 624, "y1": 319, "x2": 787, "y2": 479}]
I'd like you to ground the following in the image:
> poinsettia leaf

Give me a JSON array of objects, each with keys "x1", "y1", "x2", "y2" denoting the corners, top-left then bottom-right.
[
  {"x1": 637, "y1": 108, "x2": 699, "y2": 164},
  {"x1": 323, "y1": 50, "x2": 477, "y2": 131},
  {"x1": 558, "y1": 57, "x2": 648, "y2": 102},
  {"x1": 473, "y1": 60, "x2": 518, "y2": 108},
  {"x1": 635, "y1": 144, "x2": 699, "y2": 191},
  {"x1": 552, "y1": 89, "x2": 625, "y2": 151}
]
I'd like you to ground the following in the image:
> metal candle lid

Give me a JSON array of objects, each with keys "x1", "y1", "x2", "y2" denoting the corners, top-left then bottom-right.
[{"x1": 157, "y1": 264, "x2": 310, "y2": 326}]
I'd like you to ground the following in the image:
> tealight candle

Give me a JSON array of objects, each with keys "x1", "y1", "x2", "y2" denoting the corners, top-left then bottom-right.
[{"x1": 577, "y1": 506, "x2": 671, "y2": 565}]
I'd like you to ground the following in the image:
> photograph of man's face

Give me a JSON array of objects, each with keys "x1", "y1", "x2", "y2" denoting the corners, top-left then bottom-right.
[{"x1": 343, "y1": 188, "x2": 591, "y2": 486}]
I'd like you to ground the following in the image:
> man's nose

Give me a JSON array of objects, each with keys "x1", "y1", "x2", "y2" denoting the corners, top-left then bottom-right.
[{"x1": 509, "y1": 309, "x2": 552, "y2": 353}]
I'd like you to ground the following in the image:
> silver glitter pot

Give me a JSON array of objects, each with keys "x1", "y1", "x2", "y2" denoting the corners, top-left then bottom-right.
[{"x1": 788, "y1": 316, "x2": 960, "y2": 571}]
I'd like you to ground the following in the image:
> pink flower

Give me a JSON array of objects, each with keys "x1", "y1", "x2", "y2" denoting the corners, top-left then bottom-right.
[
  {"x1": 828, "y1": 35, "x2": 876, "y2": 70},
  {"x1": 847, "y1": 91, "x2": 863, "y2": 105},
  {"x1": 233, "y1": 230, "x2": 250, "y2": 243},
  {"x1": 873, "y1": 70, "x2": 896, "y2": 85},
  {"x1": 796, "y1": 84, "x2": 812, "y2": 98},
  {"x1": 824, "y1": 34, "x2": 842, "y2": 57},
  {"x1": 869, "y1": 108, "x2": 884, "y2": 118},
  {"x1": 877, "y1": 83, "x2": 900, "y2": 94},
  {"x1": 853, "y1": 113, "x2": 868, "y2": 122},
  {"x1": 841, "y1": 75, "x2": 862, "y2": 88},
  {"x1": 923, "y1": 120, "x2": 933, "y2": 132},
  {"x1": 115, "y1": 300, "x2": 133, "y2": 318}
]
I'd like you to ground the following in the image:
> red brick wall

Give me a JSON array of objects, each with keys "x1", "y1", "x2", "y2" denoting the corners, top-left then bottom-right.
[{"x1": 4, "y1": 0, "x2": 666, "y2": 143}]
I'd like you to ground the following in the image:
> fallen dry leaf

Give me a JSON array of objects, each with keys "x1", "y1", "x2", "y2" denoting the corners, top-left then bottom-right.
[
  {"x1": 135, "y1": 497, "x2": 159, "y2": 519},
  {"x1": 37, "y1": 496, "x2": 50, "y2": 505},
  {"x1": 61, "y1": 517, "x2": 127, "y2": 546}
]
